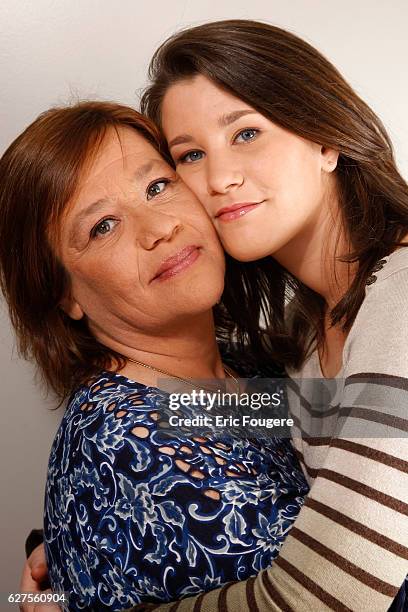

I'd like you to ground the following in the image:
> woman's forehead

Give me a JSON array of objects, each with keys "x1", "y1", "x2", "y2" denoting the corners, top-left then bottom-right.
[
  {"x1": 81, "y1": 155, "x2": 167, "y2": 195},
  {"x1": 87, "y1": 127, "x2": 163, "y2": 179},
  {"x1": 72, "y1": 131, "x2": 168, "y2": 206}
]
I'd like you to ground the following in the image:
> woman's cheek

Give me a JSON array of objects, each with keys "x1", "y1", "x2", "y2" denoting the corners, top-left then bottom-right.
[{"x1": 179, "y1": 167, "x2": 204, "y2": 198}]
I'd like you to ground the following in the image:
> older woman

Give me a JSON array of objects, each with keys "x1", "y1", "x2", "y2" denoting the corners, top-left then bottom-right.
[{"x1": 0, "y1": 102, "x2": 307, "y2": 611}]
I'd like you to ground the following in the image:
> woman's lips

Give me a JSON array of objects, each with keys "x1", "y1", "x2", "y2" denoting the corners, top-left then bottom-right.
[
  {"x1": 215, "y1": 202, "x2": 262, "y2": 222},
  {"x1": 152, "y1": 245, "x2": 201, "y2": 282}
]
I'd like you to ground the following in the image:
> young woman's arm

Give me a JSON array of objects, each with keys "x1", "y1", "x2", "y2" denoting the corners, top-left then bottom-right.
[{"x1": 138, "y1": 267, "x2": 408, "y2": 611}]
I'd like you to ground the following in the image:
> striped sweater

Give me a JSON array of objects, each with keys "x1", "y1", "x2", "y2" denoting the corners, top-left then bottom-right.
[{"x1": 132, "y1": 248, "x2": 408, "y2": 611}]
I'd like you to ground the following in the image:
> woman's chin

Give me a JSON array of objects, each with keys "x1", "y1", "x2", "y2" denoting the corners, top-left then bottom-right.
[
  {"x1": 223, "y1": 243, "x2": 272, "y2": 263},
  {"x1": 176, "y1": 278, "x2": 225, "y2": 315}
]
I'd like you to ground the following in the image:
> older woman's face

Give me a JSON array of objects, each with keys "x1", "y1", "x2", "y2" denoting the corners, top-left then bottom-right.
[{"x1": 58, "y1": 127, "x2": 225, "y2": 341}]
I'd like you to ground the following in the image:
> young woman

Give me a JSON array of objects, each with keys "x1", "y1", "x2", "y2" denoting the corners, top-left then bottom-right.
[
  {"x1": 138, "y1": 19, "x2": 408, "y2": 612},
  {"x1": 0, "y1": 101, "x2": 308, "y2": 611}
]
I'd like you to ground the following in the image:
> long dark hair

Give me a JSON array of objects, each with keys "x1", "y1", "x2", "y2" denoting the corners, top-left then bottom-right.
[{"x1": 141, "y1": 19, "x2": 408, "y2": 369}]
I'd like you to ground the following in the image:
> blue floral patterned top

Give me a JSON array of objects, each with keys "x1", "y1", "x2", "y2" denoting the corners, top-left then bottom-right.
[{"x1": 44, "y1": 361, "x2": 308, "y2": 611}]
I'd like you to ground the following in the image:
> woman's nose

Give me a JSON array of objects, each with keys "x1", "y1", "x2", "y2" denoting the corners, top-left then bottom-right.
[
  {"x1": 206, "y1": 155, "x2": 244, "y2": 196},
  {"x1": 136, "y1": 205, "x2": 182, "y2": 250}
]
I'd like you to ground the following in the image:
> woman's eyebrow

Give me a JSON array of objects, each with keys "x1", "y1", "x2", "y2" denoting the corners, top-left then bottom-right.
[
  {"x1": 168, "y1": 110, "x2": 258, "y2": 149},
  {"x1": 218, "y1": 109, "x2": 258, "y2": 127},
  {"x1": 68, "y1": 197, "x2": 111, "y2": 244},
  {"x1": 168, "y1": 134, "x2": 193, "y2": 149},
  {"x1": 132, "y1": 159, "x2": 163, "y2": 181}
]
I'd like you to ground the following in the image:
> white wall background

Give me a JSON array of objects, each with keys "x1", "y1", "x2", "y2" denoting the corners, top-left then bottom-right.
[{"x1": 1, "y1": 0, "x2": 407, "y2": 594}]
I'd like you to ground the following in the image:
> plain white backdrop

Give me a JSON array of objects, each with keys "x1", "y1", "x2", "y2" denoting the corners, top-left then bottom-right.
[{"x1": 1, "y1": 0, "x2": 407, "y2": 594}]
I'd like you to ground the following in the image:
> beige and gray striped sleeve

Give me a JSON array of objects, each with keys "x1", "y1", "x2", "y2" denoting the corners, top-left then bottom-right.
[{"x1": 130, "y1": 269, "x2": 408, "y2": 612}]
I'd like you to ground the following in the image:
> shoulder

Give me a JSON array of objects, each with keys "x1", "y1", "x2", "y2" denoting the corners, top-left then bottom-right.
[
  {"x1": 48, "y1": 372, "x2": 165, "y2": 476},
  {"x1": 353, "y1": 248, "x2": 408, "y2": 329},
  {"x1": 367, "y1": 246, "x2": 408, "y2": 284},
  {"x1": 67, "y1": 370, "x2": 164, "y2": 421},
  {"x1": 344, "y1": 248, "x2": 408, "y2": 377}
]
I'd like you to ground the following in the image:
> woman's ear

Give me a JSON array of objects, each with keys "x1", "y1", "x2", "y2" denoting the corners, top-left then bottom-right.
[
  {"x1": 321, "y1": 146, "x2": 339, "y2": 172},
  {"x1": 59, "y1": 294, "x2": 84, "y2": 320}
]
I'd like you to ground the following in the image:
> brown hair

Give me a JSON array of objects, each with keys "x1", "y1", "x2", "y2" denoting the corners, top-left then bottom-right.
[
  {"x1": 0, "y1": 101, "x2": 167, "y2": 399},
  {"x1": 141, "y1": 19, "x2": 408, "y2": 369}
]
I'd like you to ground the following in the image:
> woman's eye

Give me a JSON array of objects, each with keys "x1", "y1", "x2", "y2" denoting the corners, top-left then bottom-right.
[
  {"x1": 90, "y1": 218, "x2": 117, "y2": 238},
  {"x1": 178, "y1": 150, "x2": 204, "y2": 164},
  {"x1": 234, "y1": 128, "x2": 259, "y2": 143},
  {"x1": 146, "y1": 179, "x2": 169, "y2": 200}
]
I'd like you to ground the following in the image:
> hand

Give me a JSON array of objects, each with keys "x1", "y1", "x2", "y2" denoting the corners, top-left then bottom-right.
[
  {"x1": 19, "y1": 544, "x2": 59, "y2": 611},
  {"x1": 24, "y1": 542, "x2": 48, "y2": 588}
]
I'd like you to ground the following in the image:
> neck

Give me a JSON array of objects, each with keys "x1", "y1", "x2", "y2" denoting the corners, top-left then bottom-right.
[
  {"x1": 274, "y1": 191, "x2": 356, "y2": 309},
  {"x1": 92, "y1": 309, "x2": 225, "y2": 381}
]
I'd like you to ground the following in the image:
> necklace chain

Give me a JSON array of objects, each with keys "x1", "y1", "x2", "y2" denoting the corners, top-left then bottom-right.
[{"x1": 123, "y1": 355, "x2": 240, "y2": 394}]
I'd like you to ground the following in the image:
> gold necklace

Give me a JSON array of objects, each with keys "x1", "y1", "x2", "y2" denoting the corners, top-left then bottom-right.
[{"x1": 123, "y1": 355, "x2": 240, "y2": 394}]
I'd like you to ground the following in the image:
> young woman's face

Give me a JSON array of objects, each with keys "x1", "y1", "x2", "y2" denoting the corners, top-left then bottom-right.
[
  {"x1": 162, "y1": 75, "x2": 338, "y2": 262},
  {"x1": 58, "y1": 126, "x2": 225, "y2": 341}
]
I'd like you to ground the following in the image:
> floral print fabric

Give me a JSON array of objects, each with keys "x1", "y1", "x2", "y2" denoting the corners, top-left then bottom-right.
[{"x1": 44, "y1": 369, "x2": 308, "y2": 611}]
